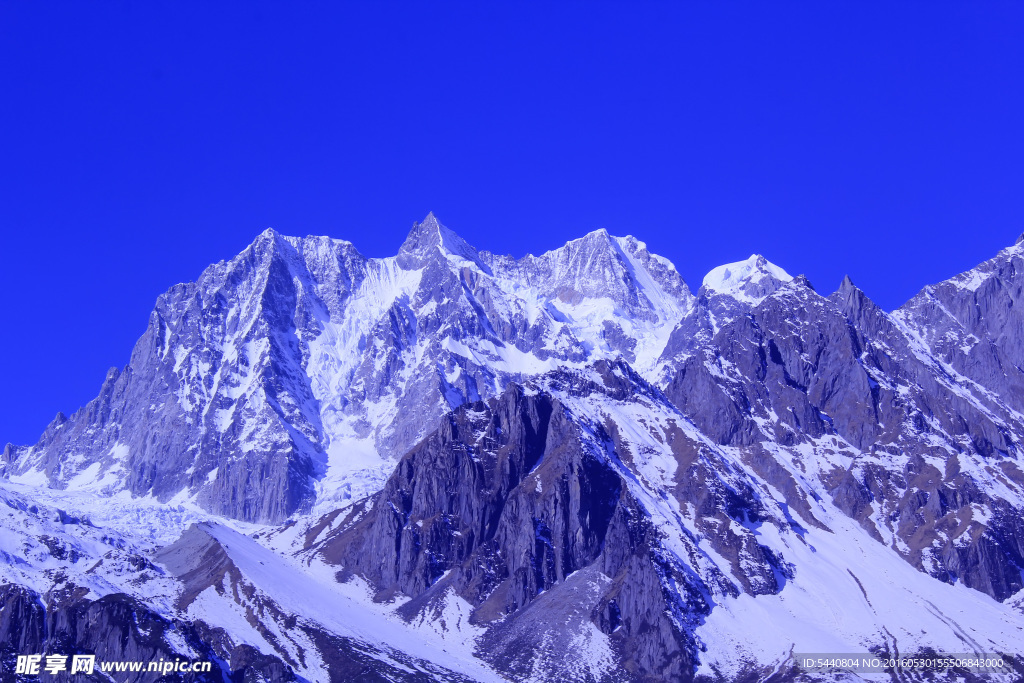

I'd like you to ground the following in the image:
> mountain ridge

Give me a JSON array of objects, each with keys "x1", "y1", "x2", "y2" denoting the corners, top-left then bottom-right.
[
  {"x1": 3, "y1": 216, "x2": 1024, "y2": 682},
  {"x1": 3, "y1": 216, "x2": 697, "y2": 522}
]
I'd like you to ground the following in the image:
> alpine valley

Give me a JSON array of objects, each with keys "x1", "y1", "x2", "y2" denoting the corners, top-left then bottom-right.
[{"x1": 3, "y1": 214, "x2": 1024, "y2": 682}]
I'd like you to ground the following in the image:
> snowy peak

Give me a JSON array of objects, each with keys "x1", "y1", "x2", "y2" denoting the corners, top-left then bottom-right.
[
  {"x1": 9, "y1": 218, "x2": 1024, "y2": 682},
  {"x1": 575, "y1": 227, "x2": 613, "y2": 247},
  {"x1": 554, "y1": 228, "x2": 640, "y2": 269},
  {"x1": 701, "y1": 254, "x2": 793, "y2": 304},
  {"x1": 398, "y1": 212, "x2": 484, "y2": 270},
  {"x1": 702, "y1": 254, "x2": 792, "y2": 292},
  {"x1": 399, "y1": 212, "x2": 445, "y2": 253},
  {"x1": 528, "y1": 228, "x2": 691, "y2": 311}
]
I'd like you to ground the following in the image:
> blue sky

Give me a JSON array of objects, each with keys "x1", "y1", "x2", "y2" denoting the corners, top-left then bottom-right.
[{"x1": 2, "y1": 3, "x2": 1023, "y2": 445}]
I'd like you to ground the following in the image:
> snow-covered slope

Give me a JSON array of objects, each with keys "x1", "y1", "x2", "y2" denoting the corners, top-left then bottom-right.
[
  {"x1": 702, "y1": 254, "x2": 793, "y2": 305},
  {"x1": 4, "y1": 214, "x2": 692, "y2": 523},
  {"x1": 3, "y1": 217, "x2": 1024, "y2": 682}
]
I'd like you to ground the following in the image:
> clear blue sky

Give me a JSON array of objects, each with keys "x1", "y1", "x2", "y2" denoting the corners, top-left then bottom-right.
[{"x1": 2, "y1": 3, "x2": 1022, "y2": 446}]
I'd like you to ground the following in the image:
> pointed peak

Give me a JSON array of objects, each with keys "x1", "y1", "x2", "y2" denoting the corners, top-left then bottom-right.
[
  {"x1": 832, "y1": 272, "x2": 881, "y2": 315},
  {"x1": 248, "y1": 227, "x2": 284, "y2": 252},
  {"x1": 835, "y1": 272, "x2": 869, "y2": 296},
  {"x1": 835, "y1": 274, "x2": 866, "y2": 301},
  {"x1": 400, "y1": 213, "x2": 452, "y2": 253},
  {"x1": 421, "y1": 211, "x2": 441, "y2": 230},
  {"x1": 563, "y1": 227, "x2": 614, "y2": 248},
  {"x1": 242, "y1": 227, "x2": 297, "y2": 262},
  {"x1": 1016, "y1": 231, "x2": 1024, "y2": 246},
  {"x1": 397, "y1": 214, "x2": 485, "y2": 270}
]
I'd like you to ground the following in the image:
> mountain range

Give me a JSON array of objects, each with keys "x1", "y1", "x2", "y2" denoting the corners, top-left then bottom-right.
[{"x1": 3, "y1": 214, "x2": 1024, "y2": 682}]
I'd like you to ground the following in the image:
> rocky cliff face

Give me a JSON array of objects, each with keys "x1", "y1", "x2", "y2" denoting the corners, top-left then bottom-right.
[
  {"x1": 4, "y1": 215, "x2": 691, "y2": 524},
  {"x1": 658, "y1": 253, "x2": 1024, "y2": 602},
  {"x1": 0, "y1": 583, "x2": 299, "y2": 683},
  {"x1": 4, "y1": 217, "x2": 1024, "y2": 682},
  {"x1": 320, "y1": 374, "x2": 707, "y2": 681}
]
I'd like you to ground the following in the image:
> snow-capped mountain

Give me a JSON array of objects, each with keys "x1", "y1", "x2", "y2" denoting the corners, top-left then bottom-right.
[
  {"x1": 2, "y1": 216, "x2": 1024, "y2": 682},
  {"x1": 3, "y1": 214, "x2": 690, "y2": 523}
]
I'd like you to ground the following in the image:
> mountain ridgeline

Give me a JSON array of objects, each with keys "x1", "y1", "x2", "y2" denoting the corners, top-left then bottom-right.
[{"x1": 3, "y1": 217, "x2": 1024, "y2": 682}]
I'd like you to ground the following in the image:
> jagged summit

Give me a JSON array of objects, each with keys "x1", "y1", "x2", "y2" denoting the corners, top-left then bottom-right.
[
  {"x1": 399, "y1": 212, "x2": 444, "y2": 251},
  {"x1": 243, "y1": 226, "x2": 281, "y2": 253},
  {"x1": 833, "y1": 273, "x2": 871, "y2": 308},
  {"x1": 5, "y1": 215, "x2": 1024, "y2": 682},
  {"x1": 398, "y1": 212, "x2": 482, "y2": 268},
  {"x1": 555, "y1": 227, "x2": 648, "y2": 262},
  {"x1": 830, "y1": 271, "x2": 884, "y2": 329},
  {"x1": 538, "y1": 227, "x2": 623, "y2": 272},
  {"x1": 575, "y1": 227, "x2": 612, "y2": 244}
]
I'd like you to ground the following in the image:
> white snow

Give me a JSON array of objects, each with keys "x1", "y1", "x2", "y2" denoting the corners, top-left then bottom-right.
[
  {"x1": 199, "y1": 524, "x2": 505, "y2": 682},
  {"x1": 703, "y1": 254, "x2": 793, "y2": 304},
  {"x1": 695, "y1": 508, "x2": 1024, "y2": 681},
  {"x1": 9, "y1": 221, "x2": 1024, "y2": 681}
]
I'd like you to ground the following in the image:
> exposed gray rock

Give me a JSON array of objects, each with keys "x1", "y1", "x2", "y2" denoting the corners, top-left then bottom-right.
[
  {"x1": 657, "y1": 253, "x2": 1024, "y2": 602},
  {"x1": 0, "y1": 582, "x2": 298, "y2": 682},
  {"x1": 7, "y1": 216, "x2": 691, "y2": 523},
  {"x1": 154, "y1": 522, "x2": 483, "y2": 683},
  {"x1": 317, "y1": 366, "x2": 811, "y2": 682},
  {"x1": 319, "y1": 381, "x2": 706, "y2": 681},
  {"x1": 6, "y1": 220, "x2": 1024, "y2": 681},
  {"x1": 896, "y1": 242, "x2": 1024, "y2": 413}
]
